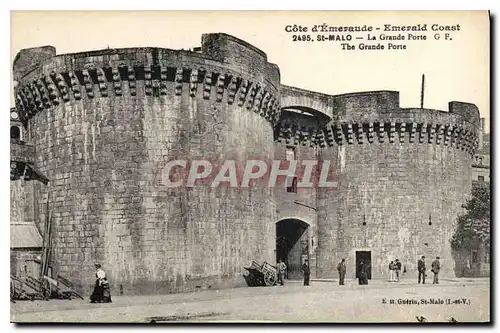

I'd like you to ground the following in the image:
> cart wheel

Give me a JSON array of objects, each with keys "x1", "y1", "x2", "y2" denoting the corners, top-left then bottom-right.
[{"x1": 264, "y1": 273, "x2": 277, "y2": 286}]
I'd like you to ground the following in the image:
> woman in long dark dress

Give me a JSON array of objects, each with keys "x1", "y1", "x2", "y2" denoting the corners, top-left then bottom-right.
[{"x1": 90, "y1": 263, "x2": 112, "y2": 303}]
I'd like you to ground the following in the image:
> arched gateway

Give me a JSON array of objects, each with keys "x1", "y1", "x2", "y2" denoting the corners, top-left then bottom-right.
[{"x1": 276, "y1": 218, "x2": 309, "y2": 279}]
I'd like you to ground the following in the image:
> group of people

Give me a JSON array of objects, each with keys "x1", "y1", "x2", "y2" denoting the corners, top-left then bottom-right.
[
  {"x1": 417, "y1": 256, "x2": 441, "y2": 284},
  {"x1": 277, "y1": 255, "x2": 441, "y2": 287},
  {"x1": 388, "y1": 259, "x2": 403, "y2": 282},
  {"x1": 276, "y1": 259, "x2": 311, "y2": 286}
]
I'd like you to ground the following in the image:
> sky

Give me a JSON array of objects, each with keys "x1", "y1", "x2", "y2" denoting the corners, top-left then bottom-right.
[{"x1": 10, "y1": 11, "x2": 490, "y2": 131}]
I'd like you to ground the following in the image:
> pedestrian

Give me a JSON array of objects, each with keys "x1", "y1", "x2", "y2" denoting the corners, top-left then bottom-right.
[
  {"x1": 388, "y1": 261, "x2": 395, "y2": 282},
  {"x1": 302, "y1": 259, "x2": 310, "y2": 286},
  {"x1": 90, "y1": 263, "x2": 112, "y2": 303},
  {"x1": 337, "y1": 258, "x2": 346, "y2": 285},
  {"x1": 431, "y1": 256, "x2": 441, "y2": 284},
  {"x1": 358, "y1": 260, "x2": 368, "y2": 285},
  {"x1": 276, "y1": 259, "x2": 287, "y2": 286},
  {"x1": 418, "y1": 256, "x2": 426, "y2": 284},
  {"x1": 395, "y1": 259, "x2": 402, "y2": 282}
]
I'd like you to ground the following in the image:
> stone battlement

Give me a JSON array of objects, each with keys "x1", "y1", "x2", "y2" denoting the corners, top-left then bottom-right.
[
  {"x1": 13, "y1": 33, "x2": 281, "y2": 126},
  {"x1": 15, "y1": 65, "x2": 281, "y2": 125},
  {"x1": 277, "y1": 90, "x2": 481, "y2": 156}
]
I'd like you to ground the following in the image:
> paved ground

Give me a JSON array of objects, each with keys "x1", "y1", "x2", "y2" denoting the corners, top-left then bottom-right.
[{"x1": 11, "y1": 278, "x2": 490, "y2": 323}]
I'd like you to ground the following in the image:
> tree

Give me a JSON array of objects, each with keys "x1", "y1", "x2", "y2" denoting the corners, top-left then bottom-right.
[{"x1": 450, "y1": 183, "x2": 490, "y2": 251}]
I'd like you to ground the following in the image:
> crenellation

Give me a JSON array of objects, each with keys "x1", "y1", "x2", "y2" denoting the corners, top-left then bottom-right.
[
  {"x1": 54, "y1": 73, "x2": 70, "y2": 102},
  {"x1": 444, "y1": 125, "x2": 452, "y2": 146},
  {"x1": 112, "y1": 68, "x2": 122, "y2": 96},
  {"x1": 227, "y1": 76, "x2": 238, "y2": 104},
  {"x1": 260, "y1": 91, "x2": 270, "y2": 117},
  {"x1": 325, "y1": 126, "x2": 334, "y2": 146},
  {"x1": 189, "y1": 69, "x2": 199, "y2": 97},
  {"x1": 96, "y1": 68, "x2": 108, "y2": 97},
  {"x1": 238, "y1": 80, "x2": 249, "y2": 107},
  {"x1": 399, "y1": 123, "x2": 406, "y2": 143},
  {"x1": 428, "y1": 124, "x2": 436, "y2": 143},
  {"x1": 202, "y1": 70, "x2": 211, "y2": 99},
  {"x1": 419, "y1": 123, "x2": 427, "y2": 143},
  {"x1": 252, "y1": 85, "x2": 263, "y2": 114},
  {"x1": 436, "y1": 124, "x2": 444, "y2": 144},
  {"x1": 334, "y1": 124, "x2": 344, "y2": 145},
  {"x1": 216, "y1": 74, "x2": 226, "y2": 102},
  {"x1": 367, "y1": 123, "x2": 374, "y2": 143},
  {"x1": 377, "y1": 123, "x2": 385, "y2": 143},
  {"x1": 144, "y1": 66, "x2": 152, "y2": 96},
  {"x1": 346, "y1": 123, "x2": 354, "y2": 144},
  {"x1": 356, "y1": 124, "x2": 364, "y2": 144},
  {"x1": 389, "y1": 122, "x2": 396, "y2": 143},
  {"x1": 29, "y1": 82, "x2": 43, "y2": 110},
  {"x1": 68, "y1": 72, "x2": 82, "y2": 100},
  {"x1": 409, "y1": 123, "x2": 416, "y2": 143},
  {"x1": 81, "y1": 70, "x2": 94, "y2": 98},
  {"x1": 127, "y1": 67, "x2": 136, "y2": 96},
  {"x1": 160, "y1": 66, "x2": 168, "y2": 96},
  {"x1": 246, "y1": 83, "x2": 258, "y2": 110}
]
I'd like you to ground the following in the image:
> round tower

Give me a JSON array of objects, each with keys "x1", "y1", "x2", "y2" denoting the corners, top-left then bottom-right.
[
  {"x1": 316, "y1": 91, "x2": 480, "y2": 279},
  {"x1": 13, "y1": 34, "x2": 281, "y2": 294}
]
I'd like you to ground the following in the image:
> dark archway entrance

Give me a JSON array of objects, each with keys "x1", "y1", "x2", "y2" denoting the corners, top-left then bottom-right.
[{"x1": 276, "y1": 219, "x2": 309, "y2": 280}]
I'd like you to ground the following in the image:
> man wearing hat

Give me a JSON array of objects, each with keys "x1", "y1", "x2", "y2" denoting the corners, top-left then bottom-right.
[
  {"x1": 417, "y1": 256, "x2": 426, "y2": 284},
  {"x1": 431, "y1": 257, "x2": 441, "y2": 284},
  {"x1": 302, "y1": 259, "x2": 310, "y2": 286},
  {"x1": 337, "y1": 258, "x2": 346, "y2": 286}
]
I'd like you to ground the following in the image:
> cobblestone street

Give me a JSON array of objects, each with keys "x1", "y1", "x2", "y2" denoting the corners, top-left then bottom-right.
[{"x1": 11, "y1": 278, "x2": 490, "y2": 323}]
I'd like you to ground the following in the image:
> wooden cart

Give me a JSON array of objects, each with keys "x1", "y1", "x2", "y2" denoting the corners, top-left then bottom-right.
[
  {"x1": 243, "y1": 261, "x2": 277, "y2": 287},
  {"x1": 10, "y1": 275, "x2": 48, "y2": 301}
]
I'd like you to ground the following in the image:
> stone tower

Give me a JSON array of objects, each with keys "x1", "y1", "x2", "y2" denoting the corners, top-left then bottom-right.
[
  {"x1": 315, "y1": 92, "x2": 480, "y2": 279},
  {"x1": 13, "y1": 34, "x2": 280, "y2": 294}
]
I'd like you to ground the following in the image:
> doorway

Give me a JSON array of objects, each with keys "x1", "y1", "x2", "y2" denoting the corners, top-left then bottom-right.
[
  {"x1": 355, "y1": 251, "x2": 372, "y2": 279},
  {"x1": 276, "y1": 219, "x2": 309, "y2": 279}
]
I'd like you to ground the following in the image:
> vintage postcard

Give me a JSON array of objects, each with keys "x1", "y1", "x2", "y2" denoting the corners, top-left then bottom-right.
[{"x1": 9, "y1": 10, "x2": 490, "y2": 323}]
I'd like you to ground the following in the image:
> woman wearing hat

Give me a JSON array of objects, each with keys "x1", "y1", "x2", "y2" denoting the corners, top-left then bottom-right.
[{"x1": 90, "y1": 263, "x2": 112, "y2": 303}]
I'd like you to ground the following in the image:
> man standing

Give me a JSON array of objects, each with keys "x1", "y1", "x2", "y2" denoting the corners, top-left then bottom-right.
[
  {"x1": 418, "y1": 256, "x2": 426, "y2": 284},
  {"x1": 302, "y1": 259, "x2": 310, "y2": 286},
  {"x1": 417, "y1": 256, "x2": 426, "y2": 284},
  {"x1": 276, "y1": 259, "x2": 287, "y2": 286},
  {"x1": 389, "y1": 261, "x2": 395, "y2": 282},
  {"x1": 431, "y1": 257, "x2": 441, "y2": 284},
  {"x1": 337, "y1": 258, "x2": 346, "y2": 285},
  {"x1": 395, "y1": 259, "x2": 402, "y2": 282}
]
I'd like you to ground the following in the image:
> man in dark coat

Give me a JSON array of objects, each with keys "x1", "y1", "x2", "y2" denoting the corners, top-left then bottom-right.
[
  {"x1": 418, "y1": 256, "x2": 426, "y2": 284},
  {"x1": 395, "y1": 259, "x2": 402, "y2": 282},
  {"x1": 358, "y1": 260, "x2": 368, "y2": 285},
  {"x1": 302, "y1": 259, "x2": 310, "y2": 286},
  {"x1": 431, "y1": 257, "x2": 440, "y2": 284},
  {"x1": 337, "y1": 258, "x2": 346, "y2": 285}
]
